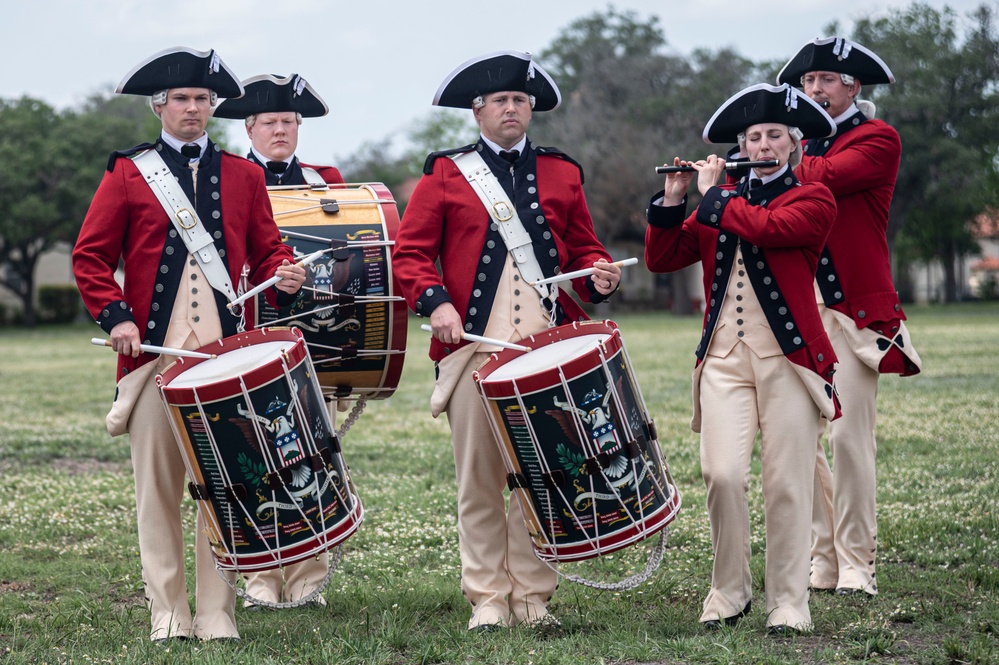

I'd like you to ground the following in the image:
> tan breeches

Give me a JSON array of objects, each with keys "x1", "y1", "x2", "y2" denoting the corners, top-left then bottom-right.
[
  {"x1": 128, "y1": 365, "x2": 238, "y2": 640},
  {"x1": 444, "y1": 352, "x2": 558, "y2": 628},
  {"x1": 811, "y1": 307, "x2": 880, "y2": 593},
  {"x1": 698, "y1": 343, "x2": 821, "y2": 630}
]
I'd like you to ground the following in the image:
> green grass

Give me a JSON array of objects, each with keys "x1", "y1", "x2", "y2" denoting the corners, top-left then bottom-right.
[{"x1": 1, "y1": 304, "x2": 997, "y2": 664}]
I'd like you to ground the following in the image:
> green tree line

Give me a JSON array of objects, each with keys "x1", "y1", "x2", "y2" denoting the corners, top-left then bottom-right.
[{"x1": 1, "y1": 2, "x2": 996, "y2": 325}]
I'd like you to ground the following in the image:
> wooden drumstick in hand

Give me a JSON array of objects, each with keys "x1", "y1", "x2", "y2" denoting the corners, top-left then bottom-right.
[
  {"x1": 91, "y1": 338, "x2": 217, "y2": 359},
  {"x1": 529, "y1": 257, "x2": 638, "y2": 286},
  {"x1": 227, "y1": 248, "x2": 329, "y2": 310},
  {"x1": 419, "y1": 324, "x2": 530, "y2": 352}
]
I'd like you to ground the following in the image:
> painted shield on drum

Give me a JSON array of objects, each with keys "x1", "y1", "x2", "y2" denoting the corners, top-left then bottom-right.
[
  {"x1": 157, "y1": 328, "x2": 363, "y2": 571},
  {"x1": 474, "y1": 320, "x2": 681, "y2": 562},
  {"x1": 249, "y1": 183, "x2": 407, "y2": 400}
]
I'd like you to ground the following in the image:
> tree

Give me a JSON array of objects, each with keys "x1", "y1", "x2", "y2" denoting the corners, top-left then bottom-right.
[
  {"x1": 0, "y1": 93, "x2": 233, "y2": 326},
  {"x1": 340, "y1": 111, "x2": 476, "y2": 214},
  {"x1": 852, "y1": 2, "x2": 999, "y2": 301},
  {"x1": 529, "y1": 8, "x2": 758, "y2": 312}
]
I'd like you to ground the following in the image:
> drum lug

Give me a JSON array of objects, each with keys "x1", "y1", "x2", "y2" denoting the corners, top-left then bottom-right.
[
  {"x1": 623, "y1": 440, "x2": 643, "y2": 459},
  {"x1": 329, "y1": 239, "x2": 350, "y2": 261},
  {"x1": 646, "y1": 419, "x2": 658, "y2": 441},
  {"x1": 267, "y1": 468, "x2": 293, "y2": 489},
  {"x1": 324, "y1": 437, "x2": 341, "y2": 456},
  {"x1": 188, "y1": 482, "x2": 210, "y2": 501},
  {"x1": 582, "y1": 457, "x2": 604, "y2": 475},
  {"x1": 320, "y1": 198, "x2": 340, "y2": 214},
  {"x1": 309, "y1": 452, "x2": 327, "y2": 472},
  {"x1": 506, "y1": 472, "x2": 529, "y2": 490},
  {"x1": 334, "y1": 385, "x2": 353, "y2": 398},
  {"x1": 541, "y1": 470, "x2": 565, "y2": 490},
  {"x1": 224, "y1": 484, "x2": 247, "y2": 502},
  {"x1": 335, "y1": 295, "x2": 356, "y2": 318}
]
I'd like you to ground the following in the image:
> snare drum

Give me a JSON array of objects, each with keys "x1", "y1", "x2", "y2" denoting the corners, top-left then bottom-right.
[
  {"x1": 473, "y1": 320, "x2": 681, "y2": 562},
  {"x1": 248, "y1": 183, "x2": 407, "y2": 400},
  {"x1": 157, "y1": 327, "x2": 363, "y2": 572}
]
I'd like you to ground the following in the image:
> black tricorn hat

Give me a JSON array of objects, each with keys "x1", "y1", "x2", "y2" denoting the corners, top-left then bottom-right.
[
  {"x1": 115, "y1": 46, "x2": 243, "y2": 98},
  {"x1": 702, "y1": 83, "x2": 836, "y2": 144},
  {"x1": 776, "y1": 37, "x2": 895, "y2": 86},
  {"x1": 212, "y1": 74, "x2": 329, "y2": 119},
  {"x1": 433, "y1": 50, "x2": 561, "y2": 111}
]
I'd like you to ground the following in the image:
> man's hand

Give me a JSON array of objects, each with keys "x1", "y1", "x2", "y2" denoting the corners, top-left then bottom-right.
[
  {"x1": 110, "y1": 321, "x2": 142, "y2": 358},
  {"x1": 274, "y1": 259, "x2": 306, "y2": 294},
  {"x1": 659, "y1": 157, "x2": 696, "y2": 207},
  {"x1": 591, "y1": 260, "x2": 622, "y2": 295},
  {"x1": 429, "y1": 302, "x2": 463, "y2": 345}
]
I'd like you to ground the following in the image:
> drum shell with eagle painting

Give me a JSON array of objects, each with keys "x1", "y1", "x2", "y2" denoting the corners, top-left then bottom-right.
[
  {"x1": 473, "y1": 320, "x2": 681, "y2": 562},
  {"x1": 157, "y1": 327, "x2": 363, "y2": 571}
]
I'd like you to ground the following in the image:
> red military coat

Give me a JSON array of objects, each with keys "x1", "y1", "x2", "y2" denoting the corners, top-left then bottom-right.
[
  {"x1": 73, "y1": 140, "x2": 295, "y2": 381},
  {"x1": 393, "y1": 141, "x2": 612, "y2": 362},
  {"x1": 645, "y1": 174, "x2": 841, "y2": 419},
  {"x1": 795, "y1": 114, "x2": 919, "y2": 375}
]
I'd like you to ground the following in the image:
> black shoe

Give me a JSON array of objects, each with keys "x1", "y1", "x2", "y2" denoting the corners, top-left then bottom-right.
[
  {"x1": 835, "y1": 587, "x2": 860, "y2": 596},
  {"x1": 701, "y1": 601, "x2": 752, "y2": 630},
  {"x1": 470, "y1": 623, "x2": 504, "y2": 634},
  {"x1": 767, "y1": 624, "x2": 801, "y2": 637},
  {"x1": 152, "y1": 636, "x2": 189, "y2": 646}
]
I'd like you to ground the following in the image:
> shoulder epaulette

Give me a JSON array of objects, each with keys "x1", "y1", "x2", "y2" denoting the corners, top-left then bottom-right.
[
  {"x1": 535, "y1": 146, "x2": 585, "y2": 184},
  {"x1": 423, "y1": 144, "x2": 477, "y2": 175},
  {"x1": 106, "y1": 142, "x2": 156, "y2": 172}
]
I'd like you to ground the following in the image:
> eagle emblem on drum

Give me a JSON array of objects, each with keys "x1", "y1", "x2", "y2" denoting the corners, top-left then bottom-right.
[
  {"x1": 548, "y1": 378, "x2": 630, "y2": 480},
  {"x1": 234, "y1": 382, "x2": 314, "y2": 468},
  {"x1": 289, "y1": 253, "x2": 363, "y2": 334},
  {"x1": 309, "y1": 254, "x2": 354, "y2": 301}
]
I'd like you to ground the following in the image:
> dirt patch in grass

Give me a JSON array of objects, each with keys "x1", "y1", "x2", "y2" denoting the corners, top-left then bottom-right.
[{"x1": 0, "y1": 581, "x2": 32, "y2": 593}]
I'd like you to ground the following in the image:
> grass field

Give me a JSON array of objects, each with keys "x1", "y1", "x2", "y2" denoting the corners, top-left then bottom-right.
[{"x1": 1, "y1": 304, "x2": 997, "y2": 664}]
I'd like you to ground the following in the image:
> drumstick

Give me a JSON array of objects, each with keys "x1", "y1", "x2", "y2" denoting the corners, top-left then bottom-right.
[
  {"x1": 419, "y1": 324, "x2": 530, "y2": 352},
  {"x1": 226, "y1": 248, "x2": 329, "y2": 310},
  {"x1": 91, "y1": 338, "x2": 217, "y2": 360},
  {"x1": 528, "y1": 258, "x2": 638, "y2": 286}
]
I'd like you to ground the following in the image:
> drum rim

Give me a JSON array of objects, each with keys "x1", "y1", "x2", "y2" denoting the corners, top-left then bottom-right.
[
  {"x1": 526, "y1": 485, "x2": 681, "y2": 562},
  {"x1": 475, "y1": 320, "x2": 622, "y2": 398},
  {"x1": 157, "y1": 328, "x2": 307, "y2": 403}
]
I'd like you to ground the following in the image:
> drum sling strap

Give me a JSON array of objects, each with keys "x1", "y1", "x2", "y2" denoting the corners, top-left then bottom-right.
[
  {"x1": 131, "y1": 149, "x2": 240, "y2": 305},
  {"x1": 301, "y1": 166, "x2": 328, "y2": 188},
  {"x1": 451, "y1": 150, "x2": 559, "y2": 321}
]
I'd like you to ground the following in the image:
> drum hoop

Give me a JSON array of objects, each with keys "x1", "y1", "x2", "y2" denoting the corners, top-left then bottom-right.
[
  {"x1": 477, "y1": 324, "x2": 623, "y2": 398},
  {"x1": 159, "y1": 328, "x2": 308, "y2": 404}
]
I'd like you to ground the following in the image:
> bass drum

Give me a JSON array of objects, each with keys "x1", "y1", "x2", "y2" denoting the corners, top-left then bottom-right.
[{"x1": 248, "y1": 183, "x2": 407, "y2": 400}]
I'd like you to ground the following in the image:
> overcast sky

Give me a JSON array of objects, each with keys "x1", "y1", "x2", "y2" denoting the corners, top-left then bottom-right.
[{"x1": 2, "y1": 0, "x2": 991, "y2": 164}]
